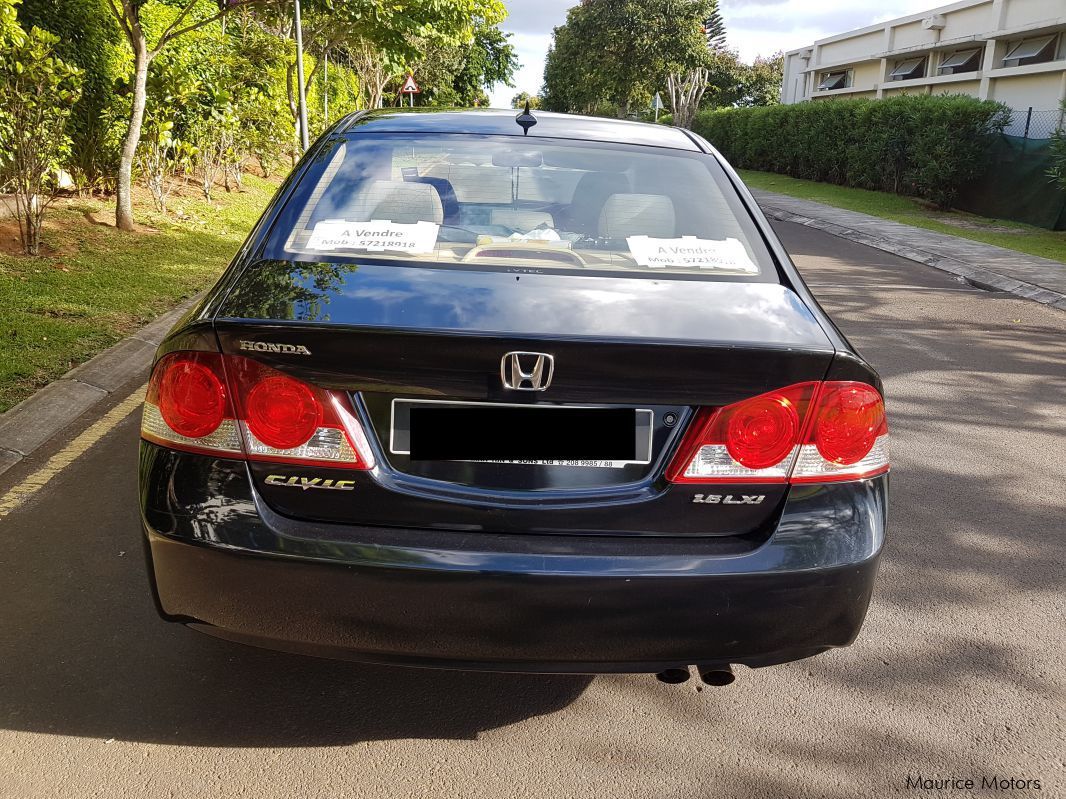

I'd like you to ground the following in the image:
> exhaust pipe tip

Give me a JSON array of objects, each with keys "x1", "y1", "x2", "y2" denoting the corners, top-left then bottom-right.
[
  {"x1": 698, "y1": 665, "x2": 736, "y2": 687},
  {"x1": 655, "y1": 667, "x2": 691, "y2": 684}
]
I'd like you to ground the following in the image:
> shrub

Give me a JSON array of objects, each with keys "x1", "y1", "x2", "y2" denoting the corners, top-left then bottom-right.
[
  {"x1": 0, "y1": 23, "x2": 82, "y2": 255},
  {"x1": 1045, "y1": 102, "x2": 1066, "y2": 193},
  {"x1": 17, "y1": 0, "x2": 125, "y2": 189},
  {"x1": 694, "y1": 94, "x2": 1009, "y2": 208}
]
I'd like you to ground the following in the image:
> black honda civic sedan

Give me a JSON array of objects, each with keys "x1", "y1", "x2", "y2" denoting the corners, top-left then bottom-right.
[{"x1": 139, "y1": 109, "x2": 888, "y2": 682}]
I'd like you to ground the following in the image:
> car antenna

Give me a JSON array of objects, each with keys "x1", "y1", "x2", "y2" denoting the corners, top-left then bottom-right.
[{"x1": 516, "y1": 101, "x2": 537, "y2": 136}]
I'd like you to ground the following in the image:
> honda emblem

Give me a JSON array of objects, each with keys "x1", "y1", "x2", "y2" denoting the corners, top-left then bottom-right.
[{"x1": 501, "y1": 351, "x2": 554, "y2": 391}]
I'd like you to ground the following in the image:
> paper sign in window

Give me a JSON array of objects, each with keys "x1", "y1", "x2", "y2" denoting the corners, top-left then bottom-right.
[
  {"x1": 306, "y1": 219, "x2": 440, "y2": 254},
  {"x1": 626, "y1": 235, "x2": 759, "y2": 273}
]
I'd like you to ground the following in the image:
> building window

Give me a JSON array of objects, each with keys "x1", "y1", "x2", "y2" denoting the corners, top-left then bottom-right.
[
  {"x1": 817, "y1": 71, "x2": 849, "y2": 91},
  {"x1": 1003, "y1": 34, "x2": 1058, "y2": 68},
  {"x1": 938, "y1": 48, "x2": 981, "y2": 75},
  {"x1": 889, "y1": 57, "x2": 927, "y2": 81}
]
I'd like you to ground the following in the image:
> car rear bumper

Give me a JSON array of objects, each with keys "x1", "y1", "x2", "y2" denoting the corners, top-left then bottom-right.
[
  {"x1": 147, "y1": 528, "x2": 880, "y2": 672},
  {"x1": 141, "y1": 448, "x2": 887, "y2": 674}
]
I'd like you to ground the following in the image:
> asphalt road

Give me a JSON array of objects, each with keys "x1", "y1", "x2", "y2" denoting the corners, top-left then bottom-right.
[{"x1": 1, "y1": 221, "x2": 1063, "y2": 799}]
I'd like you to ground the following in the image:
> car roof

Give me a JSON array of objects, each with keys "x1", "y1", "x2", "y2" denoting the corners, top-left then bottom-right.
[{"x1": 341, "y1": 109, "x2": 703, "y2": 152}]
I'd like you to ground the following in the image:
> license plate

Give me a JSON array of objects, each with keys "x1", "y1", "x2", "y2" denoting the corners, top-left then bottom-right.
[{"x1": 390, "y1": 400, "x2": 654, "y2": 465}]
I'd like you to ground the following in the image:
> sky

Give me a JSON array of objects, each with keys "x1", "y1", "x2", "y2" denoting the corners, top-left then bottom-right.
[{"x1": 488, "y1": 0, "x2": 942, "y2": 108}]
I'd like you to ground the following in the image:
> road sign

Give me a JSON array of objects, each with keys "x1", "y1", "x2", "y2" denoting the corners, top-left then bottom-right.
[
  {"x1": 400, "y1": 74, "x2": 420, "y2": 107},
  {"x1": 652, "y1": 92, "x2": 665, "y2": 122}
]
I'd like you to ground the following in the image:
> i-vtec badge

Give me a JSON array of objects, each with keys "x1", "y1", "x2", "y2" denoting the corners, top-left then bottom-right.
[
  {"x1": 265, "y1": 474, "x2": 355, "y2": 491},
  {"x1": 239, "y1": 340, "x2": 312, "y2": 356},
  {"x1": 692, "y1": 494, "x2": 765, "y2": 505}
]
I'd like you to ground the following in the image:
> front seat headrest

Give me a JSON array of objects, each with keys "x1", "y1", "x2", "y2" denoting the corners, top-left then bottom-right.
[
  {"x1": 598, "y1": 193, "x2": 676, "y2": 239},
  {"x1": 361, "y1": 180, "x2": 444, "y2": 225}
]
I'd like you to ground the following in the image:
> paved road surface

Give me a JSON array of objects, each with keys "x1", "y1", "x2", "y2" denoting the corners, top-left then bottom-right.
[{"x1": 1, "y1": 222, "x2": 1063, "y2": 798}]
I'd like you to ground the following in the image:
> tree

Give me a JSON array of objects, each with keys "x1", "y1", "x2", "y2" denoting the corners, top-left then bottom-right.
[
  {"x1": 446, "y1": 23, "x2": 516, "y2": 106},
  {"x1": 17, "y1": 0, "x2": 125, "y2": 189},
  {"x1": 0, "y1": 21, "x2": 82, "y2": 254},
  {"x1": 511, "y1": 91, "x2": 540, "y2": 109},
  {"x1": 399, "y1": 18, "x2": 515, "y2": 108},
  {"x1": 666, "y1": 67, "x2": 709, "y2": 128},
  {"x1": 739, "y1": 52, "x2": 783, "y2": 106},
  {"x1": 702, "y1": 48, "x2": 747, "y2": 108},
  {"x1": 104, "y1": 0, "x2": 268, "y2": 231},
  {"x1": 542, "y1": 0, "x2": 714, "y2": 117},
  {"x1": 349, "y1": 38, "x2": 403, "y2": 110},
  {"x1": 104, "y1": 0, "x2": 506, "y2": 231},
  {"x1": 702, "y1": 1, "x2": 726, "y2": 51},
  {"x1": 694, "y1": 50, "x2": 782, "y2": 111}
]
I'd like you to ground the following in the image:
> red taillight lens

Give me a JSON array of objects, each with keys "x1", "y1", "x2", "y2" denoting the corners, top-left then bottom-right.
[
  {"x1": 245, "y1": 375, "x2": 322, "y2": 450},
  {"x1": 667, "y1": 383, "x2": 817, "y2": 483},
  {"x1": 725, "y1": 394, "x2": 800, "y2": 469},
  {"x1": 811, "y1": 383, "x2": 885, "y2": 465},
  {"x1": 157, "y1": 356, "x2": 227, "y2": 438},
  {"x1": 667, "y1": 381, "x2": 888, "y2": 484},
  {"x1": 142, "y1": 352, "x2": 374, "y2": 470}
]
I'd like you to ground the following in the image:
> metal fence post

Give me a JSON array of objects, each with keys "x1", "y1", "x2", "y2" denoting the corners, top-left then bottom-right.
[{"x1": 1023, "y1": 106, "x2": 1033, "y2": 139}]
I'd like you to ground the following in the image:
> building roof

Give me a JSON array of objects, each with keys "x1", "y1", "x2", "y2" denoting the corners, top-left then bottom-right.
[{"x1": 342, "y1": 109, "x2": 701, "y2": 152}]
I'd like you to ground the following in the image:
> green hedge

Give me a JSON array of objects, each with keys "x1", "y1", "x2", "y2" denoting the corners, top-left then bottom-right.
[{"x1": 694, "y1": 95, "x2": 1010, "y2": 208}]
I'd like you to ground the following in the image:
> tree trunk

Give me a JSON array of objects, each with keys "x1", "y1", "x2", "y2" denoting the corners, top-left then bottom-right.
[{"x1": 116, "y1": 35, "x2": 149, "y2": 231}]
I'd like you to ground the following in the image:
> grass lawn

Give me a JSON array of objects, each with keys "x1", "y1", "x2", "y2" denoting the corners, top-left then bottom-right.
[
  {"x1": 0, "y1": 174, "x2": 279, "y2": 413},
  {"x1": 738, "y1": 170, "x2": 1066, "y2": 265}
]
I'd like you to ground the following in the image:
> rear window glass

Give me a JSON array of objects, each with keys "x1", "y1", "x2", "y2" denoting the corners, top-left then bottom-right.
[{"x1": 264, "y1": 134, "x2": 776, "y2": 280}]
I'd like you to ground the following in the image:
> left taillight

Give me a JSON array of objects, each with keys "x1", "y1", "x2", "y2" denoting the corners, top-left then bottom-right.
[
  {"x1": 141, "y1": 352, "x2": 375, "y2": 469},
  {"x1": 666, "y1": 381, "x2": 888, "y2": 485}
]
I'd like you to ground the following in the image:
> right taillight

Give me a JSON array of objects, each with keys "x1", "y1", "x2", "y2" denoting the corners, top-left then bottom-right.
[
  {"x1": 667, "y1": 381, "x2": 888, "y2": 484},
  {"x1": 141, "y1": 352, "x2": 375, "y2": 469},
  {"x1": 791, "y1": 381, "x2": 888, "y2": 483}
]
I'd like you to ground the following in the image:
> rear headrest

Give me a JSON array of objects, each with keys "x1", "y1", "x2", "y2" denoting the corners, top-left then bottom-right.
[
  {"x1": 489, "y1": 209, "x2": 555, "y2": 232},
  {"x1": 598, "y1": 193, "x2": 675, "y2": 238},
  {"x1": 360, "y1": 180, "x2": 444, "y2": 225}
]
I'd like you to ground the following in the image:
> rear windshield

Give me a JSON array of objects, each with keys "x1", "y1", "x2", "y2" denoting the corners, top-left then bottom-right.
[{"x1": 263, "y1": 133, "x2": 776, "y2": 280}]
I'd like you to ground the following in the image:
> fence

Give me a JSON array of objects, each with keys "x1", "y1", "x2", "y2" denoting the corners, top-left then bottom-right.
[{"x1": 1002, "y1": 107, "x2": 1064, "y2": 140}]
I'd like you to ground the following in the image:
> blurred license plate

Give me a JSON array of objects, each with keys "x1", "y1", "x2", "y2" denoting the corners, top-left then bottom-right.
[{"x1": 391, "y1": 400, "x2": 653, "y2": 464}]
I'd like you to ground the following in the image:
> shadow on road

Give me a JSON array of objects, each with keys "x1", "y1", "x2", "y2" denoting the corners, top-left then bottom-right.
[{"x1": 0, "y1": 414, "x2": 591, "y2": 747}]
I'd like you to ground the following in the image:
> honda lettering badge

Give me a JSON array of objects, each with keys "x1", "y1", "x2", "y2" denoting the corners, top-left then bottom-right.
[{"x1": 501, "y1": 351, "x2": 554, "y2": 391}]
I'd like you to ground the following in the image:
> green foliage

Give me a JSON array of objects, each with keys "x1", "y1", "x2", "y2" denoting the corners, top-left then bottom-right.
[
  {"x1": 0, "y1": 174, "x2": 279, "y2": 411},
  {"x1": 542, "y1": 0, "x2": 714, "y2": 116},
  {"x1": 739, "y1": 52, "x2": 782, "y2": 107},
  {"x1": 2, "y1": 0, "x2": 510, "y2": 232},
  {"x1": 1048, "y1": 102, "x2": 1066, "y2": 193},
  {"x1": 511, "y1": 91, "x2": 540, "y2": 110},
  {"x1": 0, "y1": 22, "x2": 82, "y2": 254},
  {"x1": 691, "y1": 49, "x2": 783, "y2": 110},
  {"x1": 16, "y1": 0, "x2": 125, "y2": 188},
  {"x1": 0, "y1": 0, "x2": 24, "y2": 48},
  {"x1": 399, "y1": 17, "x2": 515, "y2": 108},
  {"x1": 445, "y1": 23, "x2": 516, "y2": 106},
  {"x1": 702, "y1": 2, "x2": 726, "y2": 51},
  {"x1": 695, "y1": 95, "x2": 1010, "y2": 208}
]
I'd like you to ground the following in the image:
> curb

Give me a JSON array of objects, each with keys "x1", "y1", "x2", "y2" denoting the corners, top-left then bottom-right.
[
  {"x1": 0, "y1": 298, "x2": 197, "y2": 477},
  {"x1": 761, "y1": 206, "x2": 1066, "y2": 312}
]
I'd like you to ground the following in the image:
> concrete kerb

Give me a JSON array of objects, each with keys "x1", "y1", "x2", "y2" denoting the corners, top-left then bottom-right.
[
  {"x1": 0, "y1": 298, "x2": 196, "y2": 477},
  {"x1": 760, "y1": 206, "x2": 1066, "y2": 312}
]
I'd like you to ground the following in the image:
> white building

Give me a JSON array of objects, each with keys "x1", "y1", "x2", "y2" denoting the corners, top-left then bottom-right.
[{"x1": 781, "y1": 0, "x2": 1066, "y2": 134}]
